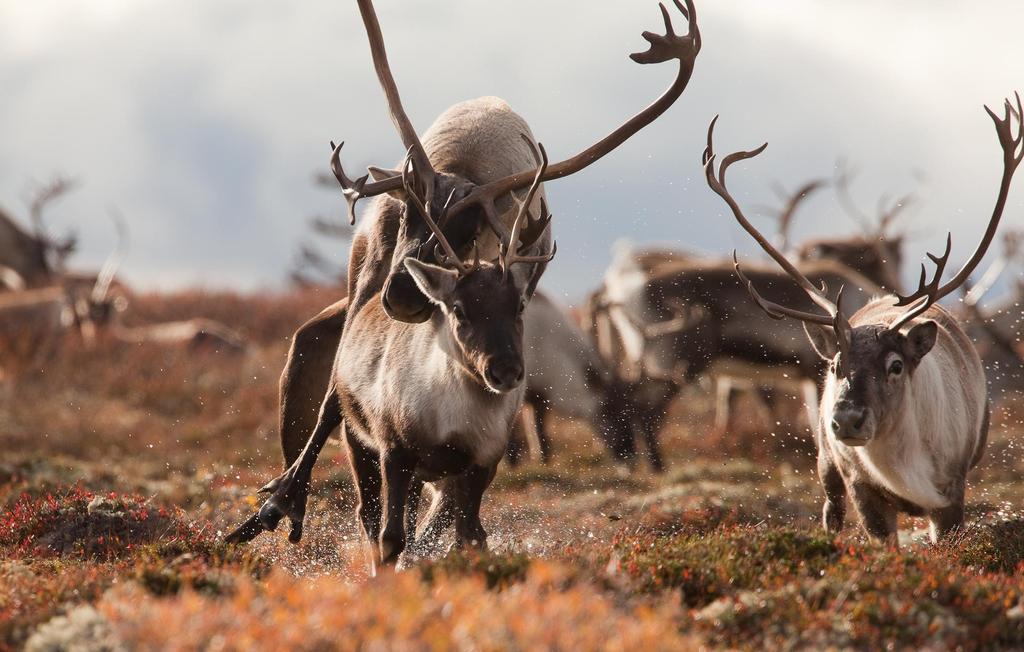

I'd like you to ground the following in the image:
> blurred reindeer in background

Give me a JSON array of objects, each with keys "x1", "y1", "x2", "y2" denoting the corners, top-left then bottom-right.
[
  {"x1": 793, "y1": 160, "x2": 914, "y2": 292},
  {"x1": 1, "y1": 200, "x2": 246, "y2": 380},
  {"x1": 960, "y1": 229, "x2": 1024, "y2": 401},
  {"x1": 0, "y1": 176, "x2": 78, "y2": 291}
]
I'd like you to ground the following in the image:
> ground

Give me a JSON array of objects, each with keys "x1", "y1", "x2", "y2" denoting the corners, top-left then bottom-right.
[{"x1": 2, "y1": 288, "x2": 1024, "y2": 651}]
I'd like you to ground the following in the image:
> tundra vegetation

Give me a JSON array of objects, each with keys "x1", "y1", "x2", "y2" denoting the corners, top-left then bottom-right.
[
  {"x1": 3, "y1": 287, "x2": 1024, "y2": 651},
  {"x1": 3, "y1": 2, "x2": 1024, "y2": 650}
]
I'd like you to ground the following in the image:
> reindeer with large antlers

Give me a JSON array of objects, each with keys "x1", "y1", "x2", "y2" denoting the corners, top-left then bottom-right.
[
  {"x1": 229, "y1": 158, "x2": 555, "y2": 570},
  {"x1": 705, "y1": 93, "x2": 1023, "y2": 542},
  {"x1": 247, "y1": 0, "x2": 701, "y2": 539}
]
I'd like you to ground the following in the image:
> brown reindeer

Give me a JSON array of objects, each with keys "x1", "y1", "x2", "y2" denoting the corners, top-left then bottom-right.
[
  {"x1": 0, "y1": 177, "x2": 78, "y2": 290},
  {"x1": 229, "y1": 161, "x2": 555, "y2": 571},
  {"x1": 959, "y1": 230, "x2": 1024, "y2": 401},
  {"x1": 705, "y1": 93, "x2": 1021, "y2": 542},
  {"x1": 794, "y1": 161, "x2": 913, "y2": 292},
  {"x1": 587, "y1": 233, "x2": 881, "y2": 464},
  {"x1": 269, "y1": 0, "x2": 702, "y2": 474}
]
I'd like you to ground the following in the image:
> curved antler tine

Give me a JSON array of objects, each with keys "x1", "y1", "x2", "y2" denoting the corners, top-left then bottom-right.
[
  {"x1": 355, "y1": 0, "x2": 434, "y2": 188},
  {"x1": 329, "y1": 140, "x2": 403, "y2": 225},
  {"x1": 445, "y1": 0, "x2": 700, "y2": 227},
  {"x1": 92, "y1": 209, "x2": 129, "y2": 303},
  {"x1": 658, "y1": 3, "x2": 675, "y2": 37},
  {"x1": 717, "y1": 143, "x2": 769, "y2": 187},
  {"x1": 702, "y1": 114, "x2": 719, "y2": 166},
  {"x1": 330, "y1": 141, "x2": 367, "y2": 225},
  {"x1": 705, "y1": 119, "x2": 840, "y2": 317},
  {"x1": 731, "y1": 252, "x2": 834, "y2": 325}
]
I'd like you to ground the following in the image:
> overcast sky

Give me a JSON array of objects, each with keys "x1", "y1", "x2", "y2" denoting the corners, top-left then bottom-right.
[{"x1": 1, "y1": 0, "x2": 1022, "y2": 303}]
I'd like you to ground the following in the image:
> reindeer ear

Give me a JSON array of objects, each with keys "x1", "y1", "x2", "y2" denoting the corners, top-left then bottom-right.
[
  {"x1": 804, "y1": 323, "x2": 839, "y2": 361},
  {"x1": 404, "y1": 258, "x2": 458, "y2": 306},
  {"x1": 902, "y1": 320, "x2": 938, "y2": 366},
  {"x1": 367, "y1": 166, "x2": 407, "y2": 201}
]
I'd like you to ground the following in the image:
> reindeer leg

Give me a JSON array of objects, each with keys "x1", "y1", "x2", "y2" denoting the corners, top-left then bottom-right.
[
  {"x1": 452, "y1": 463, "x2": 498, "y2": 550},
  {"x1": 409, "y1": 480, "x2": 457, "y2": 558},
  {"x1": 344, "y1": 426, "x2": 384, "y2": 570},
  {"x1": 928, "y1": 476, "x2": 966, "y2": 543},
  {"x1": 638, "y1": 409, "x2": 666, "y2": 473},
  {"x1": 530, "y1": 392, "x2": 553, "y2": 463},
  {"x1": 279, "y1": 298, "x2": 347, "y2": 466},
  {"x1": 849, "y1": 481, "x2": 898, "y2": 545},
  {"x1": 816, "y1": 440, "x2": 846, "y2": 534},
  {"x1": 378, "y1": 445, "x2": 416, "y2": 566},
  {"x1": 225, "y1": 388, "x2": 341, "y2": 544},
  {"x1": 505, "y1": 410, "x2": 529, "y2": 467}
]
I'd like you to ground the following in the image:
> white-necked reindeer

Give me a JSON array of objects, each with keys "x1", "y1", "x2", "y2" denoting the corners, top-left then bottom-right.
[
  {"x1": 703, "y1": 94, "x2": 1022, "y2": 543},
  {"x1": 230, "y1": 154, "x2": 554, "y2": 571},
  {"x1": 234, "y1": 0, "x2": 701, "y2": 555}
]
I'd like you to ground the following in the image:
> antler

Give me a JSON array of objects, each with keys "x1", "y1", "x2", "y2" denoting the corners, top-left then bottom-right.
[
  {"x1": 966, "y1": 229, "x2": 1024, "y2": 306},
  {"x1": 92, "y1": 210, "x2": 129, "y2": 304},
  {"x1": 28, "y1": 175, "x2": 77, "y2": 236},
  {"x1": 355, "y1": 0, "x2": 433, "y2": 191},
  {"x1": 703, "y1": 116, "x2": 854, "y2": 373},
  {"x1": 501, "y1": 141, "x2": 556, "y2": 276},
  {"x1": 889, "y1": 92, "x2": 1023, "y2": 331},
  {"x1": 401, "y1": 152, "x2": 467, "y2": 273},
  {"x1": 329, "y1": 140, "x2": 403, "y2": 225},
  {"x1": 323, "y1": 0, "x2": 435, "y2": 224},
  {"x1": 835, "y1": 159, "x2": 914, "y2": 237},
  {"x1": 441, "y1": 0, "x2": 701, "y2": 230},
  {"x1": 764, "y1": 178, "x2": 827, "y2": 251}
]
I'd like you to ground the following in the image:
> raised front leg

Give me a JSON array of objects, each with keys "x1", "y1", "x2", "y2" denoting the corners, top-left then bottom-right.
[
  {"x1": 849, "y1": 481, "x2": 898, "y2": 544},
  {"x1": 379, "y1": 446, "x2": 416, "y2": 567},
  {"x1": 453, "y1": 463, "x2": 498, "y2": 550},
  {"x1": 279, "y1": 298, "x2": 347, "y2": 466},
  {"x1": 226, "y1": 388, "x2": 342, "y2": 544}
]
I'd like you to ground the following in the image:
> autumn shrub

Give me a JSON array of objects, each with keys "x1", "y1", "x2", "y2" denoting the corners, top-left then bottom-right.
[
  {"x1": 0, "y1": 486, "x2": 195, "y2": 560},
  {"x1": 610, "y1": 524, "x2": 838, "y2": 606},
  {"x1": 419, "y1": 550, "x2": 532, "y2": 590},
  {"x1": 100, "y1": 562, "x2": 696, "y2": 651}
]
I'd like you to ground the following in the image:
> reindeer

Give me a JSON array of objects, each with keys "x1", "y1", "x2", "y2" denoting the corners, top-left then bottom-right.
[
  {"x1": 505, "y1": 289, "x2": 635, "y2": 467},
  {"x1": 0, "y1": 177, "x2": 78, "y2": 289},
  {"x1": 230, "y1": 160, "x2": 555, "y2": 569},
  {"x1": 592, "y1": 253, "x2": 880, "y2": 454},
  {"x1": 704, "y1": 93, "x2": 1022, "y2": 542},
  {"x1": 960, "y1": 230, "x2": 1024, "y2": 400},
  {"x1": 252, "y1": 0, "x2": 699, "y2": 490},
  {"x1": 228, "y1": 0, "x2": 702, "y2": 556},
  {"x1": 0, "y1": 218, "x2": 246, "y2": 374},
  {"x1": 793, "y1": 161, "x2": 913, "y2": 293}
]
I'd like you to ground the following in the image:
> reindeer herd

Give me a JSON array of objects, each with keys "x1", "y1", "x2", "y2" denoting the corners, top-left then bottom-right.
[
  {"x1": 2, "y1": 0, "x2": 1021, "y2": 573},
  {"x1": 0, "y1": 181, "x2": 246, "y2": 380}
]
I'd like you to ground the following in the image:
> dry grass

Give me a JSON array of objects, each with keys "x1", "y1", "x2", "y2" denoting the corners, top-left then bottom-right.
[{"x1": 3, "y1": 288, "x2": 1024, "y2": 650}]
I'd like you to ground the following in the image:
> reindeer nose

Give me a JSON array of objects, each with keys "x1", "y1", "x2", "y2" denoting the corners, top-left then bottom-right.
[
  {"x1": 485, "y1": 358, "x2": 524, "y2": 392},
  {"x1": 831, "y1": 404, "x2": 869, "y2": 443}
]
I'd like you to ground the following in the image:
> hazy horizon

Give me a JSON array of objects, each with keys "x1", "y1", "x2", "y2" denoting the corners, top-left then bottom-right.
[{"x1": 2, "y1": 0, "x2": 1022, "y2": 304}]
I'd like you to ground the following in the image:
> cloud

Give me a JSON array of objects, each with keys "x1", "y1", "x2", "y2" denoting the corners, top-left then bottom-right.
[{"x1": 1, "y1": 0, "x2": 1021, "y2": 300}]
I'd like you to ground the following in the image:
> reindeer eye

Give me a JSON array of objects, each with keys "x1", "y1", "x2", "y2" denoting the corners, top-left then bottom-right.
[
  {"x1": 888, "y1": 359, "x2": 904, "y2": 376},
  {"x1": 452, "y1": 303, "x2": 467, "y2": 322},
  {"x1": 517, "y1": 298, "x2": 527, "y2": 316}
]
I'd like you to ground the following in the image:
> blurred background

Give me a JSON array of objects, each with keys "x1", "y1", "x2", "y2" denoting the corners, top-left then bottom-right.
[{"x1": 2, "y1": 0, "x2": 1022, "y2": 299}]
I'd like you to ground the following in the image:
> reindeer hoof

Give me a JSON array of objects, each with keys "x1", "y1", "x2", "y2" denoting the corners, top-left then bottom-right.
[
  {"x1": 258, "y1": 500, "x2": 285, "y2": 532},
  {"x1": 224, "y1": 513, "x2": 264, "y2": 545}
]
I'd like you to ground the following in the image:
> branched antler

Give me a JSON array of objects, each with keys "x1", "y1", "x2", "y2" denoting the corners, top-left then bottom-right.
[{"x1": 703, "y1": 116, "x2": 855, "y2": 374}]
